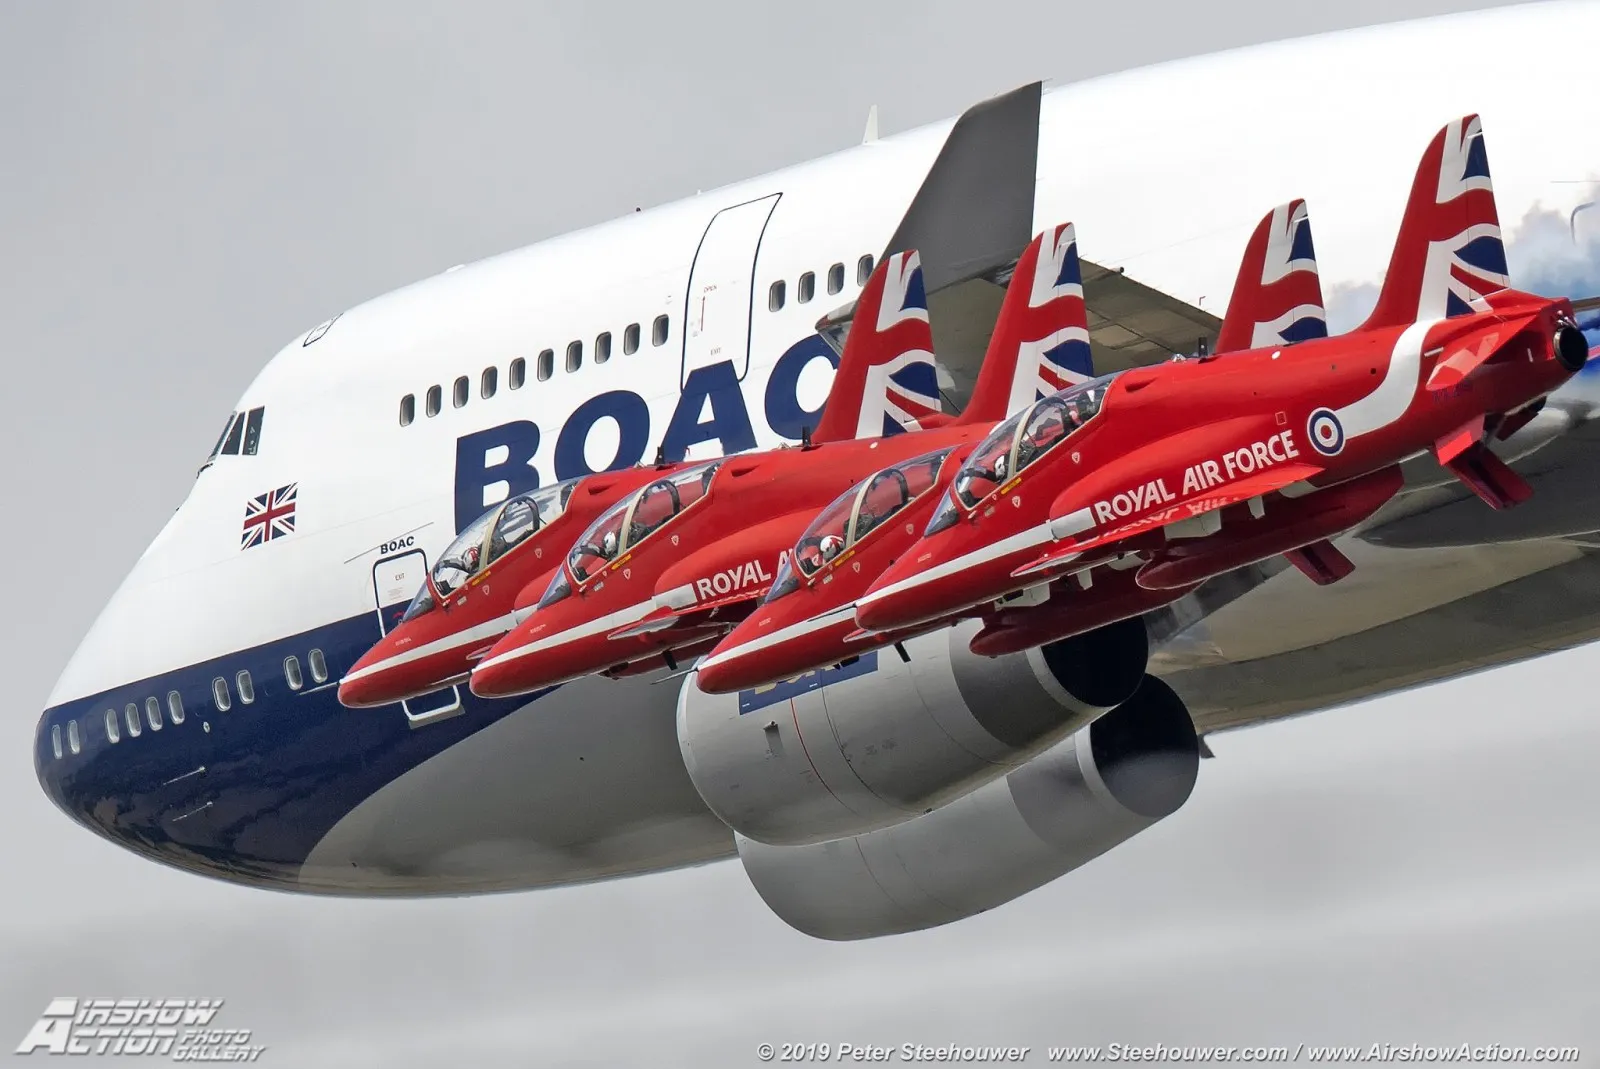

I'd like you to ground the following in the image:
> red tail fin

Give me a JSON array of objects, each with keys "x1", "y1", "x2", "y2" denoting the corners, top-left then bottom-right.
[
  {"x1": 1360, "y1": 115, "x2": 1508, "y2": 332},
  {"x1": 1216, "y1": 200, "x2": 1327, "y2": 353},
  {"x1": 958, "y1": 222, "x2": 1093, "y2": 425},
  {"x1": 812, "y1": 250, "x2": 941, "y2": 443}
]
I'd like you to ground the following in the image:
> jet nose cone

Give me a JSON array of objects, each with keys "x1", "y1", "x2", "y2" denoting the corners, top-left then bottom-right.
[
  {"x1": 468, "y1": 642, "x2": 539, "y2": 699},
  {"x1": 336, "y1": 668, "x2": 388, "y2": 710},
  {"x1": 337, "y1": 635, "x2": 418, "y2": 709},
  {"x1": 693, "y1": 656, "x2": 740, "y2": 695},
  {"x1": 854, "y1": 580, "x2": 918, "y2": 632}
]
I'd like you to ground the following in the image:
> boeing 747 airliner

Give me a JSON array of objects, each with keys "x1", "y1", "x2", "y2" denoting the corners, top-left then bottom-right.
[{"x1": 35, "y1": 2, "x2": 1600, "y2": 939}]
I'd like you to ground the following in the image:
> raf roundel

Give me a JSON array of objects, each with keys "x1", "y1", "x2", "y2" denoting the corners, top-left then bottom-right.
[{"x1": 1307, "y1": 408, "x2": 1345, "y2": 456}]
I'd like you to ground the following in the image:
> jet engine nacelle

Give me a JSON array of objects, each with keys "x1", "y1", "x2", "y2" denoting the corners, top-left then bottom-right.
[
  {"x1": 736, "y1": 674, "x2": 1199, "y2": 940},
  {"x1": 677, "y1": 616, "x2": 1148, "y2": 847}
]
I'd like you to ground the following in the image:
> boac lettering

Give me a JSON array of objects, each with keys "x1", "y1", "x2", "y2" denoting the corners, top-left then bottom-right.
[{"x1": 452, "y1": 339, "x2": 834, "y2": 533}]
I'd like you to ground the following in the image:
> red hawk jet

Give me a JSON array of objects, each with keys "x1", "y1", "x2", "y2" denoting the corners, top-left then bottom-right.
[{"x1": 853, "y1": 116, "x2": 1588, "y2": 637}]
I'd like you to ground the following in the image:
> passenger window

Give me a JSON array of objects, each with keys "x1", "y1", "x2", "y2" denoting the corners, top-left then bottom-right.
[
  {"x1": 769, "y1": 281, "x2": 786, "y2": 312},
  {"x1": 125, "y1": 703, "x2": 142, "y2": 738},
  {"x1": 827, "y1": 262, "x2": 844, "y2": 295},
  {"x1": 623, "y1": 323, "x2": 640, "y2": 355},
  {"x1": 481, "y1": 367, "x2": 498, "y2": 399},
  {"x1": 426, "y1": 385, "x2": 443, "y2": 417},
  {"x1": 146, "y1": 696, "x2": 163, "y2": 731},
  {"x1": 236, "y1": 670, "x2": 255, "y2": 705},
  {"x1": 857, "y1": 254, "x2": 874, "y2": 285},
  {"x1": 309, "y1": 649, "x2": 329, "y2": 684},
  {"x1": 566, "y1": 340, "x2": 583, "y2": 373},
  {"x1": 167, "y1": 691, "x2": 185, "y2": 725},
  {"x1": 452, "y1": 376, "x2": 469, "y2": 408},
  {"x1": 212, "y1": 677, "x2": 232, "y2": 712},
  {"x1": 653, "y1": 315, "x2": 669, "y2": 346},
  {"x1": 222, "y1": 412, "x2": 246, "y2": 455},
  {"x1": 241, "y1": 407, "x2": 265, "y2": 455},
  {"x1": 68, "y1": 720, "x2": 80, "y2": 755},
  {"x1": 399, "y1": 394, "x2": 416, "y2": 427},
  {"x1": 798, "y1": 272, "x2": 815, "y2": 304},
  {"x1": 595, "y1": 332, "x2": 612, "y2": 365},
  {"x1": 537, "y1": 349, "x2": 554, "y2": 382},
  {"x1": 509, "y1": 358, "x2": 527, "y2": 390},
  {"x1": 284, "y1": 656, "x2": 304, "y2": 692},
  {"x1": 105, "y1": 710, "x2": 120, "y2": 743},
  {"x1": 52, "y1": 723, "x2": 63, "y2": 759}
]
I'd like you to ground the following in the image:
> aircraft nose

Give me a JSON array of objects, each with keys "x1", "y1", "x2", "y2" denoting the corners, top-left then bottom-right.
[
  {"x1": 336, "y1": 664, "x2": 388, "y2": 709},
  {"x1": 32, "y1": 701, "x2": 224, "y2": 879},
  {"x1": 692, "y1": 656, "x2": 740, "y2": 694},
  {"x1": 338, "y1": 637, "x2": 409, "y2": 709},
  {"x1": 854, "y1": 568, "x2": 932, "y2": 631},
  {"x1": 468, "y1": 645, "x2": 537, "y2": 699}
]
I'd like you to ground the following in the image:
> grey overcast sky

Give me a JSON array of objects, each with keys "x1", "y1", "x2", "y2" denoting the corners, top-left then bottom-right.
[{"x1": 4, "y1": 1, "x2": 1596, "y2": 1066}]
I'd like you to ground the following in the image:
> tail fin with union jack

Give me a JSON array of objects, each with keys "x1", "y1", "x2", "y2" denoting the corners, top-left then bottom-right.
[
  {"x1": 812, "y1": 250, "x2": 943, "y2": 442},
  {"x1": 958, "y1": 222, "x2": 1093, "y2": 425},
  {"x1": 1216, "y1": 199, "x2": 1328, "y2": 354},
  {"x1": 1359, "y1": 114, "x2": 1509, "y2": 332}
]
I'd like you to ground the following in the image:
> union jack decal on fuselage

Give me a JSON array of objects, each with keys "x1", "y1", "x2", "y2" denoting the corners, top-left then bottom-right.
[{"x1": 241, "y1": 484, "x2": 297, "y2": 550}]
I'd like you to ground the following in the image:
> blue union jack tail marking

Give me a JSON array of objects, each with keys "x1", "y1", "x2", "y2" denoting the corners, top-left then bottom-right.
[
  {"x1": 1362, "y1": 114, "x2": 1508, "y2": 331},
  {"x1": 960, "y1": 222, "x2": 1093, "y2": 424},
  {"x1": 812, "y1": 250, "x2": 941, "y2": 443},
  {"x1": 1217, "y1": 199, "x2": 1327, "y2": 353},
  {"x1": 241, "y1": 483, "x2": 298, "y2": 550}
]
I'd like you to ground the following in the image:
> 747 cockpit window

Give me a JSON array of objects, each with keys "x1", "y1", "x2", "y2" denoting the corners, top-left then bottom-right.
[
  {"x1": 567, "y1": 461, "x2": 721, "y2": 583},
  {"x1": 952, "y1": 375, "x2": 1115, "y2": 509},
  {"x1": 200, "y1": 406, "x2": 267, "y2": 474},
  {"x1": 780, "y1": 449, "x2": 954, "y2": 593}
]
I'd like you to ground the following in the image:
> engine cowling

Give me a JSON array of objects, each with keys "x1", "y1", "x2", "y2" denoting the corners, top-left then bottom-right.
[
  {"x1": 736, "y1": 674, "x2": 1198, "y2": 940},
  {"x1": 677, "y1": 615, "x2": 1148, "y2": 846}
]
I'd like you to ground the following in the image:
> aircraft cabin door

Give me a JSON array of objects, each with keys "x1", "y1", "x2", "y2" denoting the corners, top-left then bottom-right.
[
  {"x1": 681, "y1": 192, "x2": 781, "y2": 389},
  {"x1": 371, "y1": 550, "x2": 464, "y2": 728}
]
